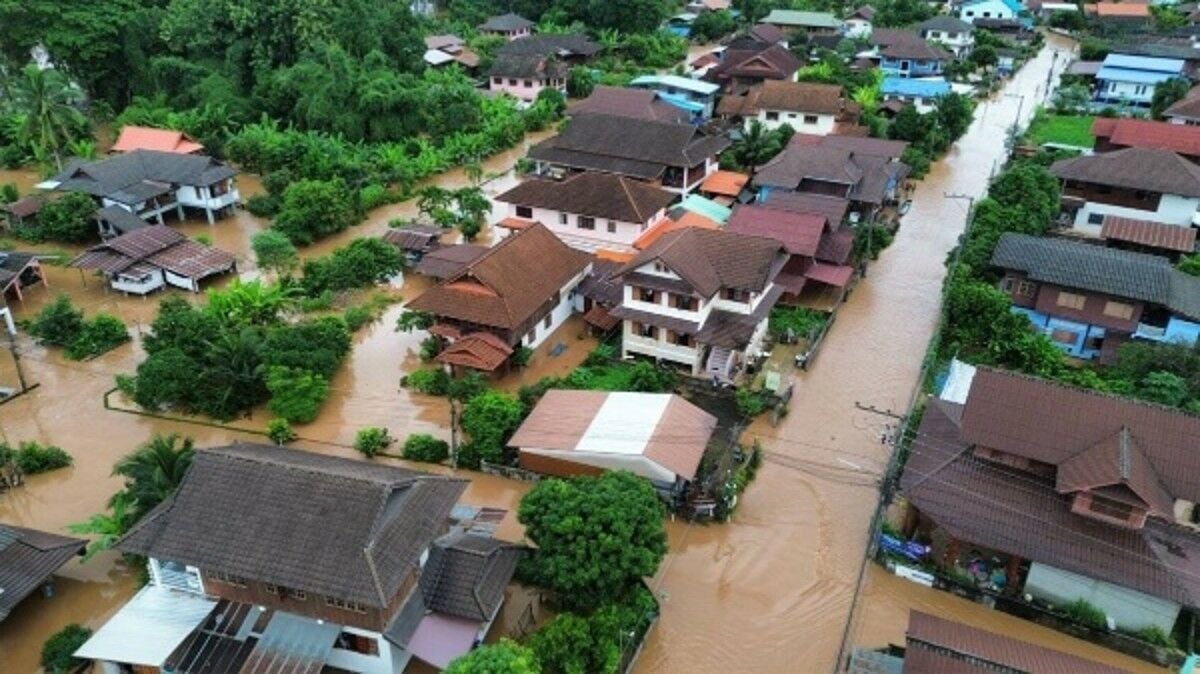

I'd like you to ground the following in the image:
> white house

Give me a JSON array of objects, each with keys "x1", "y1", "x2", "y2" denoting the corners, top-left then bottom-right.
[
  {"x1": 958, "y1": 0, "x2": 1024, "y2": 23},
  {"x1": 717, "y1": 80, "x2": 855, "y2": 135},
  {"x1": 881, "y1": 77, "x2": 952, "y2": 114},
  {"x1": 70, "y1": 225, "x2": 236, "y2": 295},
  {"x1": 1095, "y1": 54, "x2": 1187, "y2": 108},
  {"x1": 844, "y1": 6, "x2": 876, "y2": 37},
  {"x1": 494, "y1": 173, "x2": 676, "y2": 253},
  {"x1": 609, "y1": 227, "x2": 787, "y2": 382},
  {"x1": 629, "y1": 74, "x2": 721, "y2": 119},
  {"x1": 917, "y1": 15, "x2": 974, "y2": 57},
  {"x1": 1050, "y1": 147, "x2": 1200, "y2": 235}
]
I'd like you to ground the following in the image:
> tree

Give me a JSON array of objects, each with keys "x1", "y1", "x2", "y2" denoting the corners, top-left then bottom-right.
[
  {"x1": 1052, "y1": 83, "x2": 1091, "y2": 115},
  {"x1": 112, "y1": 433, "x2": 196, "y2": 521},
  {"x1": 518, "y1": 471, "x2": 667, "y2": 612},
  {"x1": 725, "y1": 120, "x2": 784, "y2": 170},
  {"x1": 69, "y1": 491, "x2": 138, "y2": 559},
  {"x1": 354, "y1": 427, "x2": 392, "y2": 457},
  {"x1": 459, "y1": 390, "x2": 524, "y2": 467},
  {"x1": 1138, "y1": 371, "x2": 1190, "y2": 406},
  {"x1": 1152, "y1": 78, "x2": 1191, "y2": 120},
  {"x1": 402, "y1": 433, "x2": 450, "y2": 463},
  {"x1": 969, "y1": 45, "x2": 998, "y2": 70},
  {"x1": 454, "y1": 186, "x2": 490, "y2": 241},
  {"x1": 935, "y1": 93, "x2": 974, "y2": 140},
  {"x1": 445, "y1": 640, "x2": 541, "y2": 674},
  {"x1": 266, "y1": 366, "x2": 330, "y2": 423},
  {"x1": 66, "y1": 314, "x2": 130, "y2": 360},
  {"x1": 301, "y1": 238, "x2": 404, "y2": 295},
  {"x1": 8, "y1": 64, "x2": 87, "y2": 167},
  {"x1": 41, "y1": 623, "x2": 92, "y2": 674},
  {"x1": 272, "y1": 178, "x2": 358, "y2": 245},
  {"x1": 690, "y1": 10, "x2": 736, "y2": 42},
  {"x1": 205, "y1": 279, "x2": 294, "y2": 327},
  {"x1": 1178, "y1": 253, "x2": 1200, "y2": 277},
  {"x1": 26, "y1": 192, "x2": 97, "y2": 243},
  {"x1": 27, "y1": 295, "x2": 84, "y2": 347},
  {"x1": 251, "y1": 230, "x2": 299, "y2": 277}
]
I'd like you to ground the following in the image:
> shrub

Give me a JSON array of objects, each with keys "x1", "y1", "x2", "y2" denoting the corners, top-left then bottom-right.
[
  {"x1": 354, "y1": 427, "x2": 392, "y2": 458},
  {"x1": 272, "y1": 178, "x2": 358, "y2": 245},
  {"x1": 265, "y1": 366, "x2": 330, "y2": 423},
  {"x1": 41, "y1": 624, "x2": 92, "y2": 674},
  {"x1": 419, "y1": 336, "x2": 441, "y2": 361},
  {"x1": 404, "y1": 368, "x2": 450, "y2": 396},
  {"x1": 584, "y1": 344, "x2": 616, "y2": 366},
  {"x1": 251, "y1": 230, "x2": 299, "y2": 277},
  {"x1": 512, "y1": 345, "x2": 533, "y2": 368},
  {"x1": 28, "y1": 295, "x2": 84, "y2": 347},
  {"x1": 24, "y1": 193, "x2": 96, "y2": 243},
  {"x1": 1136, "y1": 624, "x2": 1177, "y2": 649},
  {"x1": 11, "y1": 441, "x2": 72, "y2": 474},
  {"x1": 402, "y1": 433, "x2": 449, "y2": 463},
  {"x1": 459, "y1": 391, "x2": 523, "y2": 468},
  {"x1": 301, "y1": 238, "x2": 404, "y2": 295},
  {"x1": 298, "y1": 290, "x2": 334, "y2": 312},
  {"x1": 735, "y1": 388, "x2": 771, "y2": 419},
  {"x1": 66, "y1": 314, "x2": 130, "y2": 360},
  {"x1": 245, "y1": 193, "x2": 281, "y2": 217},
  {"x1": 343, "y1": 305, "x2": 372, "y2": 331},
  {"x1": 266, "y1": 418, "x2": 297, "y2": 445},
  {"x1": 1063, "y1": 598, "x2": 1107, "y2": 630},
  {"x1": 769, "y1": 307, "x2": 828, "y2": 341}
]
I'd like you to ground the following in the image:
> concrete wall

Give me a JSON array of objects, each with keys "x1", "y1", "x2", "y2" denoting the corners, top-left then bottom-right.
[
  {"x1": 883, "y1": 93, "x2": 938, "y2": 114},
  {"x1": 507, "y1": 204, "x2": 664, "y2": 252},
  {"x1": 1025, "y1": 562, "x2": 1181, "y2": 633},
  {"x1": 521, "y1": 271, "x2": 585, "y2": 349},
  {"x1": 1073, "y1": 194, "x2": 1200, "y2": 232},
  {"x1": 749, "y1": 109, "x2": 837, "y2": 135},
  {"x1": 961, "y1": 0, "x2": 1018, "y2": 21},
  {"x1": 1096, "y1": 78, "x2": 1158, "y2": 106},
  {"x1": 845, "y1": 18, "x2": 872, "y2": 37},
  {"x1": 622, "y1": 322, "x2": 701, "y2": 370},
  {"x1": 326, "y1": 624, "x2": 411, "y2": 674},
  {"x1": 490, "y1": 76, "x2": 563, "y2": 102}
]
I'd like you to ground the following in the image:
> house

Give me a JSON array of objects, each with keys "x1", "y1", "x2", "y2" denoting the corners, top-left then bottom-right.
[
  {"x1": 478, "y1": 13, "x2": 534, "y2": 40},
  {"x1": 509, "y1": 390, "x2": 718, "y2": 497},
  {"x1": 95, "y1": 204, "x2": 149, "y2": 238},
  {"x1": 43, "y1": 150, "x2": 240, "y2": 225},
  {"x1": 903, "y1": 367, "x2": 1200, "y2": 634},
  {"x1": 760, "y1": 9, "x2": 844, "y2": 35},
  {"x1": 754, "y1": 134, "x2": 911, "y2": 221},
  {"x1": 408, "y1": 223, "x2": 591, "y2": 370},
  {"x1": 632, "y1": 210, "x2": 721, "y2": 251},
  {"x1": 629, "y1": 75, "x2": 722, "y2": 120},
  {"x1": 991, "y1": 233, "x2": 1200, "y2": 359},
  {"x1": 917, "y1": 15, "x2": 974, "y2": 57},
  {"x1": 494, "y1": 173, "x2": 676, "y2": 253},
  {"x1": 881, "y1": 77, "x2": 952, "y2": 114},
  {"x1": 0, "y1": 251, "x2": 48, "y2": 302},
  {"x1": 0, "y1": 525, "x2": 85, "y2": 623},
  {"x1": 845, "y1": 6, "x2": 876, "y2": 38},
  {"x1": 1085, "y1": 2, "x2": 1151, "y2": 27},
  {"x1": 958, "y1": 0, "x2": 1024, "y2": 23},
  {"x1": 1164, "y1": 84, "x2": 1200, "y2": 125},
  {"x1": 413, "y1": 243, "x2": 489, "y2": 281},
  {"x1": 759, "y1": 190, "x2": 851, "y2": 226},
  {"x1": 70, "y1": 225, "x2": 236, "y2": 295},
  {"x1": 569, "y1": 86, "x2": 691, "y2": 124},
  {"x1": 726, "y1": 203, "x2": 856, "y2": 303},
  {"x1": 704, "y1": 42, "x2": 802, "y2": 94},
  {"x1": 698, "y1": 170, "x2": 750, "y2": 206},
  {"x1": 423, "y1": 35, "x2": 480, "y2": 71},
  {"x1": 666, "y1": 13, "x2": 698, "y2": 38},
  {"x1": 748, "y1": 23, "x2": 791, "y2": 48},
  {"x1": 0, "y1": 195, "x2": 44, "y2": 230},
  {"x1": 1094, "y1": 54, "x2": 1187, "y2": 108},
  {"x1": 110, "y1": 126, "x2": 203, "y2": 155},
  {"x1": 716, "y1": 80, "x2": 859, "y2": 135},
  {"x1": 1051, "y1": 147, "x2": 1200, "y2": 231},
  {"x1": 871, "y1": 29, "x2": 952, "y2": 78},
  {"x1": 527, "y1": 114, "x2": 730, "y2": 194},
  {"x1": 1091, "y1": 117, "x2": 1200, "y2": 162},
  {"x1": 74, "y1": 443, "x2": 520, "y2": 673},
  {"x1": 381, "y1": 223, "x2": 444, "y2": 264},
  {"x1": 609, "y1": 227, "x2": 787, "y2": 381},
  {"x1": 488, "y1": 34, "x2": 600, "y2": 102},
  {"x1": 1100, "y1": 214, "x2": 1197, "y2": 259},
  {"x1": 848, "y1": 611, "x2": 1129, "y2": 674}
]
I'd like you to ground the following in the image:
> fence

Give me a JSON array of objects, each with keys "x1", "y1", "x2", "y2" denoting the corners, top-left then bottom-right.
[{"x1": 479, "y1": 460, "x2": 542, "y2": 482}]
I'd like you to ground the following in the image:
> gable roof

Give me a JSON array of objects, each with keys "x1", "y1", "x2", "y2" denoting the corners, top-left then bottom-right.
[
  {"x1": 991, "y1": 232, "x2": 1200, "y2": 320},
  {"x1": 707, "y1": 44, "x2": 802, "y2": 83},
  {"x1": 119, "y1": 444, "x2": 468, "y2": 608},
  {"x1": 479, "y1": 13, "x2": 533, "y2": 31},
  {"x1": 419, "y1": 533, "x2": 521, "y2": 623},
  {"x1": 614, "y1": 227, "x2": 784, "y2": 296},
  {"x1": 700, "y1": 170, "x2": 749, "y2": 197},
  {"x1": 496, "y1": 34, "x2": 601, "y2": 58},
  {"x1": 1165, "y1": 87, "x2": 1200, "y2": 121},
  {"x1": 382, "y1": 224, "x2": 443, "y2": 253},
  {"x1": 1051, "y1": 147, "x2": 1200, "y2": 197},
  {"x1": 487, "y1": 53, "x2": 567, "y2": 79},
  {"x1": 1097, "y1": 54, "x2": 1186, "y2": 85},
  {"x1": 962, "y1": 0, "x2": 1024, "y2": 11},
  {"x1": 761, "y1": 9, "x2": 842, "y2": 28},
  {"x1": 849, "y1": 6, "x2": 877, "y2": 20},
  {"x1": 630, "y1": 74, "x2": 720, "y2": 96},
  {"x1": 726, "y1": 204, "x2": 827, "y2": 255},
  {"x1": 569, "y1": 86, "x2": 690, "y2": 124},
  {"x1": 408, "y1": 223, "x2": 591, "y2": 333},
  {"x1": 111, "y1": 126, "x2": 204, "y2": 155},
  {"x1": 1094, "y1": 2, "x2": 1150, "y2": 17},
  {"x1": 1101, "y1": 215, "x2": 1198, "y2": 253},
  {"x1": 918, "y1": 15, "x2": 974, "y2": 33},
  {"x1": 413, "y1": 243, "x2": 490, "y2": 280},
  {"x1": 877, "y1": 31, "x2": 953, "y2": 61},
  {"x1": 754, "y1": 134, "x2": 910, "y2": 204},
  {"x1": 528, "y1": 114, "x2": 730, "y2": 178},
  {"x1": 747, "y1": 80, "x2": 848, "y2": 115},
  {"x1": 51, "y1": 150, "x2": 235, "y2": 200},
  {"x1": 70, "y1": 224, "x2": 235, "y2": 280},
  {"x1": 496, "y1": 174, "x2": 676, "y2": 224},
  {"x1": 1091, "y1": 117, "x2": 1200, "y2": 156},
  {"x1": 749, "y1": 23, "x2": 790, "y2": 45},
  {"x1": 760, "y1": 191, "x2": 851, "y2": 225},
  {"x1": 0, "y1": 525, "x2": 85, "y2": 621}
]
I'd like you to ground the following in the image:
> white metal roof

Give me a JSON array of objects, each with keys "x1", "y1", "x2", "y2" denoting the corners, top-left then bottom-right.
[
  {"x1": 939, "y1": 358, "x2": 977, "y2": 404},
  {"x1": 423, "y1": 49, "x2": 456, "y2": 66},
  {"x1": 74, "y1": 585, "x2": 216, "y2": 666},
  {"x1": 576, "y1": 392, "x2": 672, "y2": 455}
]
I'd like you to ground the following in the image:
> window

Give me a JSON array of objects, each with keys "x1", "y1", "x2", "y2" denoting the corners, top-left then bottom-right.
[
  {"x1": 210, "y1": 571, "x2": 247, "y2": 588},
  {"x1": 607, "y1": 220, "x2": 617, "y2": 233},
  {"x1": 722, "y1": 288, "x2": 750, "y2": 302},
  {"x1": 559, "y1": 212, "x2": 568, "y2": 225},
  {"x1": 291, "y1": 589, "x2": 307, "y2": 600},
  {"x1": 633, "y1": 322, "x2": 658, "y2": 339},
  {"x1": 264, "y1": 583, "x2": 278, "y2": 595},
  {"x1": 1135, "y1": 85, "x2": 1147, "y2": 96},
  {"x1": 639, "y1": 288, "x2": 658, "y2": 303},
  {"x1": 515, "y1": 206, "x2": 533, "y2": 219},
  {"x1": 1086, "y1": 212, "x2": 1104, "y2": 225},
  {"x1": 336, "y1": 632, "x2": 380, "y2": 656},
  {"x1": 1103, "y1": 300, "x2": 1135, "y2": 320},
  {"x1": 1000, "y1": 278, "x2": 1015, "y2": 293},
  {"x1": 654, "y1": 262, "x2": 669, "y2": 274},
  {"x1": 493, "y1": 77, "x2": 502, "y2": 85},
  {"x1": 326, "y1": 596, "x2": 368, "y2": 614},
  {"x1": 1089, "y1": 495, "x2": 1135, "y2": 520},
  {"x1": 1050, "y1": 328, "x2": 1079, "y2": 345},
  {"x1": 523, "y1": 79, "x2": 533, "y2": 87},
  {"x1": 672, "y1": 294, "x2": 697, "y2": 311},
  {"x1": 1016, "y1": 281, "x2": 1036, "y2": 297},
  {"x1": 509, "y1": 78, "x2": 518, "y2": 86},
  {"x1": 578, "y1": 215, "x2": 595, "y2": 230},
  {"x1": 765, "y1": 111, "x2": 779, "y2": 121},
  {"x1": 668, "y1": 330, "x2": 693, "y2": 347},
  {"x1": 804, "y1": 115, "x2": 819, "y2": 125},
  {"x1": 544, "y1": 314, "x2": 552, "y2": 329},
  {"x1": 1056, "y1": 291, "x2": 1087, "y2": 310}
]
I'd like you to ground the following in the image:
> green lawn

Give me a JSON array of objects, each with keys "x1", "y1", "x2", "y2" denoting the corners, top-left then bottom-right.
[{"x1": 1026, "y1": 112, "x2": 1096, "y2": 148}]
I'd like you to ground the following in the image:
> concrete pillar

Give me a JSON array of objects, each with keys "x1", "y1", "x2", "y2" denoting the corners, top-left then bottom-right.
[
  {"x1": 176, "y1": 203, "x2": 185, "y2": 221},
  {"x1": 205, "y1": 207, "x2": 214, "y2": 225},
  {"x1": 155, "y1": 208, "x2": 165, "y2": 226}
]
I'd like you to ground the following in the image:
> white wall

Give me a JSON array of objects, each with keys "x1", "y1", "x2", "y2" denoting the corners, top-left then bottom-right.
[
  {"x1": 961, "y1": 0, "x2": 1017, "y2": 21},
  {"x1": 490, "y1": 76, "x2": 563, "y2": 102},
  {"x1": 884, "y1": 93, "x2": 937, "y2": 114},
  {"x1": 1025, "y1": 563, "x2": 1181, "y2": 633},
  {"x1": 1097, "y1": 79, "x2": 1157, "y2": 105},
  {"x1": 1072, "y1": 194, "x2": 1200, "y2": 234},
  {"x1": 923, "y1": 30, "x2": 973, "y2": 56},
  {"x1": 522, "y1": 269, "x2": 588, "y2": 349},
  {"x1": 845, "y1": 18, "x2": 872, "y2": 37},
  {"x1": 508, "y1": 204, "x2": 664, "y2": 252},
  {"x1": 326, "y1": 625, "x2": 411, "y2": 674},
  {"x1": 112, "y1": 269, "x2": 165, "y2": 295},
  {"x1": 622, "y1": 322, "x2": 701, "y2": 370},
  {"x1": 749, "y1": 110, "x2": 837, "y2": 135}
]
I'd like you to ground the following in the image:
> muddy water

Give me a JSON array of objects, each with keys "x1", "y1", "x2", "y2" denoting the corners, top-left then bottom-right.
[{"x1": 631, "y1": 37, "x2": 1163, "y2": 674}]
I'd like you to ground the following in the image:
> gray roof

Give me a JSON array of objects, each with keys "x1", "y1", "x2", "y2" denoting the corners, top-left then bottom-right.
[
  {"x1": 52, "y1": 150, "x2": 235, "y2": 200},
  {"x1": 487, "y1": 53, "x2": 569, "y2": 80},
  {"x1": 95, "y1": 205, "x2": 148, "y2": 235},
  {"x1": 918, "y1": 15, "x2": 974, "y2": 33},
  {"x1": 496, "y1": 34, "x2": 601, "y2": 59},
  {"x1": 992, "y1": 233, "x2": 1200, "y2": 320},
  {"x1": 0, "y1": 525, "x2": 85, "y2": 621},
  {"x1": 529, "y1": 114, "x2": 730, "y2": 176},
  {"x1": 119, "y1": 444, "x2": 467, "y2": 609},
  {"x1": 479, "y1": 13, "x2": 534, "y2": 32},
  {"x1": 419, "y1": 533, "x2": 521, "y2": 622},
  {"x1": 1051, "y1": 146, "x2": 1200, "y2": 197},
  {"x1": 754, "y1": 137, "x2": 910, "y2": 205}
]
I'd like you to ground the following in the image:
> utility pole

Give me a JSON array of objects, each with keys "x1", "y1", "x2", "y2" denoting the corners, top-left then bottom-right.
[
  {"x1": 944, "y1": 192, "x2": 977, "y2": 274},
  {"x1": 1003, "y1": 92, "x2": 1026, "y2": 150},
  {"x1": 1, "y1": 308, "x2": 26, "y2": 395}
]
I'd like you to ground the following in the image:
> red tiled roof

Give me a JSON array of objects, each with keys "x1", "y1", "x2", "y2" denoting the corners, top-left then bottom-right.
[
  {"x1": 1094, "y1": 2, "x2": 1150, "y2": 16},
  {"x1": 816, "y1": 228, "x2": 855, "y2": 265},
  {"x1": 435, "y1": 332, "x2": 513, "y2": 371},
  {"x1": 633, "y1": 212, "x2": 719, "y2": 250},
  {"x1": 1101, "y1": 215, "x2": 1197, "y2": 253},
  {"x1": 582, "y1": 305, "x2": 620, "y2": 331},
  {"x1": 111, "y1": 126, "x2": 204, "y2": 154},
  {"x1": 726, "y1": 204, "x2": 826, "y2": 256},
  {"x1": 1093, "y1": 117, "x2": 1200, "y2": 156},
  {"x1": 700, "y1": 170, "x2": 749, "y2": 197}
]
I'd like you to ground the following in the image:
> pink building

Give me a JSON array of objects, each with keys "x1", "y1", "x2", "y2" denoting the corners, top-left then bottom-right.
[{"x1": 478, "y1": 13, "x2": 534, "y2": 41}]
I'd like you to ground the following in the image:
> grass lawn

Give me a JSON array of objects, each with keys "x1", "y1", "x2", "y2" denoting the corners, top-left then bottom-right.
[{"x1": 1025, "y1": 112, "x2": 1096, "y2": 148}]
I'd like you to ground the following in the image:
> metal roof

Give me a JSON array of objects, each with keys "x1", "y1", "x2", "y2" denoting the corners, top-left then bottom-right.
[
  {"x1": 881, "y1": 77, "x2": 951, "y2": 97},
  {"x1": 74, "y1": 585, "x2": 218, "y2": 666},
  {"x1": 630, "y1": 74, "x2": 720, "y2": 96},
  {"x1": 1101, "y1": 53, "x2": 1186, "y2": 73}
]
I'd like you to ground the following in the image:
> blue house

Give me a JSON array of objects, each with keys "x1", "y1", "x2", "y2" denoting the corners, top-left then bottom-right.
[
  {"x1": 876, "y1": 32, "x2": 952, "y2": 78},
  {"x1": 991, "y1": 232, "x2": 1200, "y2": 362},
  {"x1": 881, "y1": 77, "x2": 951, "y2": 113},
  {"x1": 959, "y1": 0, "x2": 1025, "y2": 24},
  {"x1": 629, "y1": 75, "x2": 721, "y2": 119},
  {"x1": 1095, "y1": 54, "x2": 1187, "y2": 108},
  {"x1": 665, "y1": 13, "x2": 697, "y2": 37}
]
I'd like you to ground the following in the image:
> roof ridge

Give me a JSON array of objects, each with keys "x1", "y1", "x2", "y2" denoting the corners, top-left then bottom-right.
[
  {"x1": 618, "y1": 176, "x2": 644, "y2": 222},
  {"x1": 975, "y1": 366, "x2": 1200, "y2": 419}
]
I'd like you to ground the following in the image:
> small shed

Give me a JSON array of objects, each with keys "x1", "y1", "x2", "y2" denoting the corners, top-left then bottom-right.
[
  {"x1": 382, "y1": 224, "x2": 444, "y2": 263},
  {"x1": 71, "y1": 225, "x2": 235, "y2": 294},
  {"x1": 1, "y1": 196, "x2": 45, "y2": 230}
]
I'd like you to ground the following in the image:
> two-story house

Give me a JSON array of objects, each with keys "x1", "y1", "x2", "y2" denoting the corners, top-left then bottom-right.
[
  {"x1": 569, "y1": 86, "x2": 691, "y2": 124},
  {"x1": 844, "y1": 6, "x2": 876, "y2": 38},
  {"x1": 991, "y1": 233, "x2": 1200, "y2": 360},
  {"x1": 760, "y1": 9, "x2": 844, "y2": 35},
  {"x1": 754, "y1": 134, "x2": 911, "y2": 221},
  {"x1": 1051, "y1": 147, "x2": 1200, "y2": 233},
  {"x1": 408, "y1": 223, "x2": 592, "y2": 371},
  {"x1": 629, "y1": 75, "x2": 721, "y2": 120},
  {"x1": 716, "y1": 80, "x2": 859, "y2": 135},
  {"x1": 528, "y1": 113, "x2": 730, "y2": 194},
  {"x1": 1094, "y1": 54, "x2": 1187, "y2": 108},
  {"x1": 75, "y1": 444, "x2": 520, "y2": 673},
  {"x1": 494, "y1": 173, "x2": 676, "y2": 253},
  {"x1": 703, "y1": 38, "x2": 802, "y2": 95},
  {"x1": 871, "y1": 29, "x2": 952, "y2": 78},
  {"x1": 487, "y1": 34, "x2": 601, "y2": 102},
  {"x1": 44, "y1": 150, "x2": 240, "y2": 225},
  {"x1": 609, "y1": 227, "x2": 787, "y2": 382},
  {"x1": 478, "y1": 13, "x2": 534, "y2": 40},
  {"x1": 958, "y1": 0, "x2": 1024, "y2": 24},
  {"x1": 917, "y1": 16, "x2": 974, "y2": 57},
  {"x1": 726, "y1": 203, "x2": 856, "y2": 303},
  {"x1": 904, "y1": 367, "x2": 1200, "y2": 635}
]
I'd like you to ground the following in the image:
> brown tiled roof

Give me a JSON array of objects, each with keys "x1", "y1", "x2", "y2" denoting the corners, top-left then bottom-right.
[
  {"x1": 816, "y1": 228, "x2": 855, "y2": 264},
  {"x1": 615, "y1": 227, "x2": 785, "y2": 297},
  {"x1": 1101, "y1": 215, "x2": 1197, "y2": 253},
  {"x1": 487, "y1": 53, "x2": 568, "y2": 80},
  {"x1": 577, "y1": 258, "x2": 624, "y2": 305},
  {"x1": 528, "y1": 114, "x2": 731, "y2": 176},
  {"x1": 413, "y1": 244, "x2": 489, "y2": 280},
  {"x1": 904, "y1": 611, "x2": 1131, "y2": 674},
  {"x1": 495, "y1": 173, "x2": 676, "y2": 224},
  {"x1": 1051, "y1": 147, "x2": 1200, "y2": 197},
  {"x1": 420, "y1": 533, "x2": 521, "y2": 622},
  {"x1": 569, "y1": 86, "x2": 690, "y2": 124},
  {"x1": 694, "y1": 285, "x2": 784, "y2": 348},
  {"x1": 1, "y1": 195, "x2": 45, "y2": 219},
  {"x1": 877, "y1": 30, "x2": 952, "y2": 61},
  {"x1": 382, "y1": 224, "x2": 443, "y2": 253},
  {"x1": 582, "y1": 304, "x2": 620, "y2": 330},
  {"x1": 119, "y1": 444, "x2": 468, "y2": 608},
  {"x1": 1055, "y1": 426, "x2": 1175, "y2": 517},
  {"x1": 761, "y1": 191, "x2": 850, "y2": 225},
  {"x1": 757, "y1": 80, "x2": 847, "y2": 114},
  {"x1": 726, "y1": 204, "x2": 826, "y2": 255},
  {"x1": 0, "y1": 525, "x2": 85, "y2": 621},
  {"x1": 1165, "y1": 88, "x2": 1200, "y2": 121},
  {"x1": 804, "y1": 262, "x2": 854, "y2": 287},
  {"x1": 1093, "y1": 117, "x2": 1200, "y2": 156},
  {"x1": 71, "y1": 225, "x2": 234, "y2": 280},
  {"x1": 707, "y1": 44, "x2": 802, "y2": 83},
  {"x1": 633, "y1": 211, "x2": 720, "y2": 250},
  {"x1": 755, "y1": 135, "x2": 910, "y2": 204},
  {"x1": 408, "y1": 223, "x2": 591, "y2": 334},
  {"x1": 435, "y1": 332, "x2": 513, "y2": 371}
]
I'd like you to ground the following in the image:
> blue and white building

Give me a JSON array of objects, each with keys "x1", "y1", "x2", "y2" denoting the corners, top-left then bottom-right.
[
  {"x1": 958, "y1": 0, "x2": 1025, "y2": 23},
  {"x1": 1094, "y1": 54, "x2": 1187, "y2": 107},
  {"x1": 630, "y1": 75, "x2": 722, "y2": 119},
  {"x1": 881, "y1": 77, "x2": 951, "y2": 114}
]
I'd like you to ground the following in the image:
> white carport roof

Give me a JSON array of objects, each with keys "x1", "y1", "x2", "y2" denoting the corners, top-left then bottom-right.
[{"x1": 74, "y1": 584, "x2": 217, "y2": 666}]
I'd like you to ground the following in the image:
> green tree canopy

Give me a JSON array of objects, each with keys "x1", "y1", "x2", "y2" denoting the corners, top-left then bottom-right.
[
  {"x1": 459, "y1": 390, "x2": 524, "y2": 467},
  {"x1": 113, "y1": 433, "x2": 195, "y2": 521},
  {"x1": 1152, "y1": 78, "x2": 1190, "y2": 120},
  {"x1": 252, "y1": 230, "x2": 299, "y2": 277},
  {"x1": 445, "y1": 640, "x2": 541, "y2": 674},
  {"x1": 272, "y1": 178, "x2": 358, "y2": 245}
]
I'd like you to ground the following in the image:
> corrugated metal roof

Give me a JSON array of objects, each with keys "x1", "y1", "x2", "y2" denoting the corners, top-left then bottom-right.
[
  {"x1": 1096, "y1": 65, "x2": 1182, "y2": 85},
  {"x1": 630, "y1": 74, "x2": 719, "y2": 96},
  {"x1": 881, "y1": 77, "x2": 951, "y2": 97},
  {"x1": 1101, "y1": 53, "x2": 1186, "y2": 73},
  {"x1": 74, "y1": 585, "x2": 217, "y2": 665}
]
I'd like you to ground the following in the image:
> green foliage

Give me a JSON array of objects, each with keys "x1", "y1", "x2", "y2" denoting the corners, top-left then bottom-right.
[
  {"x1": 768, "y1": 307, "x2": 828, "y2": 340},
  {"x1": 518, "y1": 471, "x2": 667, "y2": 612},
  {"x1": 27, "y1": 295, "x2": 84, "y2": 347},
  {"x1": 872, "y1": 0, "x2": 935, "y2": 27},
  {"x1": 396, "y1": 310, "x2": 435, "y2": 333},
  {"x1": 206, "y1": 279, "x2": 295, "y2": 327},
  {"x1": 584, "y1": 344, "x2": 617, "y2": 366},
  {"x1": 1138, "y1": 371, "x2": 1190, "y2": 406},
  {"x1": 900, "y1": 146, "x2": 931, "y2": 180},
  {"x1": 1151, "y1": 5, "x2": 1189, "y2": 32},
  {"x1": 735, "y1": 387, "x2": 771, "y2": 419},
  {"x1": 527, "y1": 590, "x2": 658, "y2": 674},
  {"x1": 343, "y1": 305, "x2": 372, "y2": 331},
  {"x1": 1, "y1": 183, "x2": 18, "y2": 204},
  {"x1": 20, "y1": 192, "x2": 96, "y2": 243},
  {"x1": 512, "y1": 345, "x2": 534, "y2": 368},
  {"x1": 402, "y1": 433, "x2": 450, "y2": 463},
  {"x1": 459, "y1": 391, "x2": 524, "y2": 467},
  {"x1": 1152, "y1": 78, "x2": 1191, "y2": 120},
  {"x1": 301, "y1": 238, "x2": 403, "y2": 295},
  {"x1": 272, "y1": 178, "x2": 358, "y2": 245},
  {"x1": 6, "y1": 65, "x2": 88, "y2": 167},
  {"x1": 1063, "y1": 598, "x2": 1107, "y2": 630},
  {"x1": 419, "y1": 336, "x2": 442, "y2": 362},
  {"x1": 41, "y1": 623, "x2": 92, "y2": 674},
  {"x1": 354, "y1": 427, "x2": 392, "y2": 458},
  {"x1": 690, "y1": 10, "x2": 737, "y2": 42},
  {"x1": 1048, "y1": 10, "x2": 1086, "y2": 31},
  {"x1": 251, "y1": 230, "x2": 299, "y2": 277},
  {"x1": 445, "y1": 639, "x2": 541, "y2": 674},
  {"x1": 721, "y1": 119, "x2": 791, "y2": 171},
  {"x1": 1026, "y1": 109, "x2": 1094, "y2": 146},
  {"x1": 1178, "y1": 254, "x2": 1200, "y2": 277},
  {"x1": 854, "y1": 223, "x2": 895, "y2": 261},
  {"x1": 8, "y1": 441, "x2": 72, "y2": 475},
  {"x1": 1135, "y1": 624, "x2": 1178, "y2": 649},
  {"x1": 404, "y1": 368, "x2": 451, "y2": 396},
  {"x1": 266, "y1": 366, "x2": 330, "y2": 424},
  {"x1": 266, "y1": 418, "x2": 297, "y2": 445},
  {"x1": 66, "y1": 314, "x2": 130, "y2": 360}
]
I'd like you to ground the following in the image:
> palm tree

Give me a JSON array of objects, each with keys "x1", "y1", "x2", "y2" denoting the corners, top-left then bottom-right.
[
  {"x1": 733, "y1": 120, "x2": 781, "y2": 170},
  {"x1": 10, "y1": 65, "x2": 86, "y2": 169},
  {"x1": 112, "y1": 434, "x2": 196, "y2": 521},
  {"x1": 69, "y1": 491, "x2": 138, "y2": 559}
]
